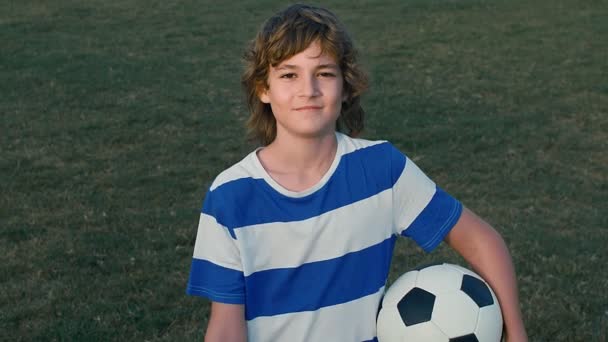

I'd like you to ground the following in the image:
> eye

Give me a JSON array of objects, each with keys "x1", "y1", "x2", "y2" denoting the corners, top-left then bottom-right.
[
  {"x1": 318, "y1": 72, "x2": 336, "y2": 78},
  {"x1": 280, "y1": 73, "x2": 297, "y2": 79}
]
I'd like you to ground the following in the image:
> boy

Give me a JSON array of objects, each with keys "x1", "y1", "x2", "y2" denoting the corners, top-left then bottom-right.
[{"x1": 187, "y1": 4, "x2": 528, "y2": 342}]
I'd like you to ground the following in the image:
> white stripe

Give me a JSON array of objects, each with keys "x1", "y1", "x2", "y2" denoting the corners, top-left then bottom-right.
[
  {"x1": 340, "y1": 133, "x2": 386, "y2": 154},
  {"x1": 209, "y1": 152, "x2": 260, "y2": 191},
  {"x1": 247, "y1": 288, "x2": 384, "y2": 342},
  {"x1": 192, "y1": 213, "x2": 243, "y2": 271},
  {"x1": 393, "y1": 157, "x2": 437, "y2": 235},
  {"x1": 235, "y1": 190, "x2": 394, "y2": 276}
]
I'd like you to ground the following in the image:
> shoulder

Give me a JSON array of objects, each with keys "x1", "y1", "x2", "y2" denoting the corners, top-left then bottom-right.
[
  {"x1": 337, "y1": 133, "x2": 411, "y2": 185},
  {"x1": 208, "y1": 150, "x2": 262, "y2": 192},
  {"x1": 203, "y1": 150, "x2": 264, "y2": 210},
  {"x1": 338, "y1": 132, "x2": 387, "y2": 153},
  {"x1": 202, "y1": 151, "x2": 265, "y2": 228},
  {"x1": 338, "y1": 133, "x2": 407, "y2": 163}
]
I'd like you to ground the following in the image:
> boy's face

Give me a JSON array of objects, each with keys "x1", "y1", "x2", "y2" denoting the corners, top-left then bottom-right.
[{"x1": 259, "y1": 40, "x2": 346, "y2": 141}]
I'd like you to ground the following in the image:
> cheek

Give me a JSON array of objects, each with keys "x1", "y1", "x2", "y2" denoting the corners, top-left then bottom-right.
[
  {"x1": 333, "y1": 84, "x2": 346, "y2": 105},
  {"x1": 272, "y1": 92, "x2": 292, "y2": 108},
  {"x1": 335, "y1": 78, "x2": 346, "y2": 100}
]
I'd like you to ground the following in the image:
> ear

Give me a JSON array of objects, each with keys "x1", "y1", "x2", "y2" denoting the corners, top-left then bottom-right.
[{"x1": 258, "y1": 85, "x2": 271, "y2": 104}]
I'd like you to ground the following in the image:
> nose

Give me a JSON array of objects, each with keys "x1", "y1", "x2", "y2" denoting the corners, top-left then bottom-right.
[{"x1": 300, "y1": 74, "x2": 321, "y2": 98}]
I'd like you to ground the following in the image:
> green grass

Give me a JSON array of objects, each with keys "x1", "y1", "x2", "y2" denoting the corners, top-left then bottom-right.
[{"x1": 1, "y1": 0, "x2": 606, "y2": 340}]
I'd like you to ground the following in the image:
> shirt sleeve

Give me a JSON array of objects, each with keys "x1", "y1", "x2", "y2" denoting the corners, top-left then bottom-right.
[
  {"x1": 389, "y1": 145, "x2": 463, "y2": 252},
  {"x1": 186, "y1": 192, "x2": 245, "y2": 304}
]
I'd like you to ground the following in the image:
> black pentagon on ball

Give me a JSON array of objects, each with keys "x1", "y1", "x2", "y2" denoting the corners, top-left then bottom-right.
[
  {"x1": 397, "y1": 287, "x2": 436, "y2": 326},
  {"x1": 460, "y1": 274, "x2": 494, "y2": 307},
  {"x1": 449, "y1": 333, "x2": 479, "y2": 342}
]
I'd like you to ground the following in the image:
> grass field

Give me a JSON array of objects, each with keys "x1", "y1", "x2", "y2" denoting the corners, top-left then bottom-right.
[{"x1": 1, "y1": 0, "x2": 607, "y2": 340}]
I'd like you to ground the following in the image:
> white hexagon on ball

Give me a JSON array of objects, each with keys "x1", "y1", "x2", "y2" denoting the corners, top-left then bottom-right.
[
  {"x1": 431, "y1": 291, "x2": 480, "y2": 338},
  {"x1": 416, "y1": 263, "x2": 463, "y2": 295},
  {"x1": 475, "y1": 303, "x2": 503, "y2": 341},
  {"x1": 402, "y1": 321, "x2": 450, "y2": 342},
  {"x1": 377, "y1": 307, "x2": 407, "y2": 341}
]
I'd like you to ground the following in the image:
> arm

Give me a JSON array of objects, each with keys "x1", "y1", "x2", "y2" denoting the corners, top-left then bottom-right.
[
  {"x1": 205, "y1": 302, "x2": 247, "y2": 342},
  {"x1": 445, "y1": 207, "x2": 528, "y2": 342}
]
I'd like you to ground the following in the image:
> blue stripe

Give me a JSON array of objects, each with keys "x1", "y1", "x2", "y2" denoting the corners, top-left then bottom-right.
[
  {"x1": 401, "y1": 187, "x2": 463, "y2": 252},
  {"x1": 203, "y1": 142, "x2": 406, "y2": 231},
  {"x1": 244, "y1": 236, "x2": 396, "y2": 320},
  {"x1": 186, "y1": 258, "x2": 245, "y2": 304}
]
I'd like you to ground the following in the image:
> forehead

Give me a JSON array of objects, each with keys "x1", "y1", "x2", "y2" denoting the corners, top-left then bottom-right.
[{"x1": 273, "y1": 41, "x2": 338, "y2": 68}]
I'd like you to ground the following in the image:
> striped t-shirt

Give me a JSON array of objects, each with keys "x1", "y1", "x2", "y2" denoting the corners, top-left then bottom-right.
[{"x1": 186, "y1": 132, "x2": 463, "y2": 341}]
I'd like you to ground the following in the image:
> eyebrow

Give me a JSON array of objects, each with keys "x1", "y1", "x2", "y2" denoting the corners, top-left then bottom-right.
[{"x1": 275, "y1": 63, "x2": 339, "y2": 71}]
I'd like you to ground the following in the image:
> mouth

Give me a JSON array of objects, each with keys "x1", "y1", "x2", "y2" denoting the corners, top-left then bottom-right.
[{"x1": 294, "y1": 106, "x2": 323, "y2": 111}]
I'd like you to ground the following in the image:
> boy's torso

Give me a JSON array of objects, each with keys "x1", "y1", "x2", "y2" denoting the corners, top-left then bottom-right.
[{"x1": 214, "y1": 134, "x2": 397, "y2": 341}]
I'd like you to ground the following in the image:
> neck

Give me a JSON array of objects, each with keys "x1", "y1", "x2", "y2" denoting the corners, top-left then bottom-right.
[{"x1": 266, "y1": 132, "x2": 338, "y2": 171}]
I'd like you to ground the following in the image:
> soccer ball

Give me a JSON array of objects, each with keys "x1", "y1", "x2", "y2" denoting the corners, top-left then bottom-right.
[{"x1": 377, "y1": 263, "x2": 503, "y2": 342}]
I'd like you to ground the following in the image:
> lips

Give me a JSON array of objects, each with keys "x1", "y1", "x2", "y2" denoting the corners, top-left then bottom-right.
[{"x1": 294, "y1": 106, "x2": 323, "y2": 111}]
